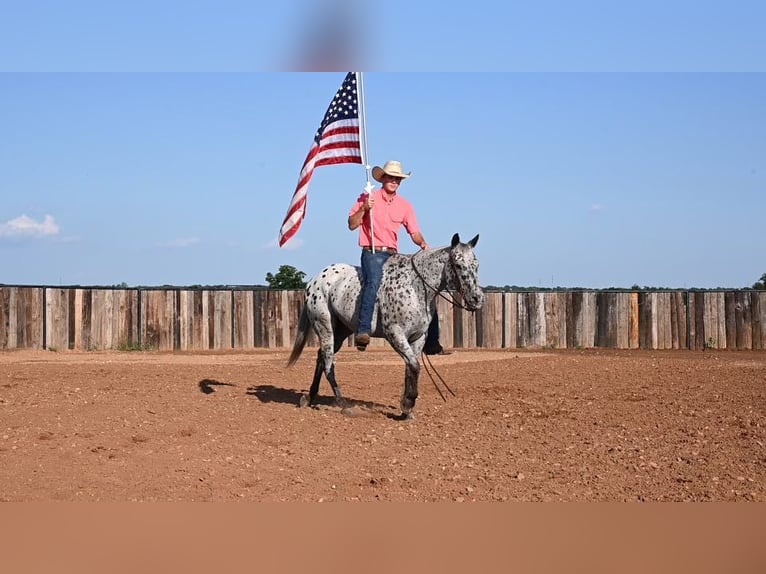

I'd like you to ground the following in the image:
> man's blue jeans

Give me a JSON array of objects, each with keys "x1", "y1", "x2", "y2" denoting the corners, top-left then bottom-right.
[{"x1": 357, "y1": 250, "x2": 392, "y2": 335}]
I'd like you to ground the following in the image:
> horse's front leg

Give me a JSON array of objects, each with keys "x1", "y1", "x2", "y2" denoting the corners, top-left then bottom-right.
[
  {"x1": 400, "y1": 356, "x2": 420, "y2": 419},
  {"x1": 386, "y1": 329, "x2": 425, "y2": 419}
]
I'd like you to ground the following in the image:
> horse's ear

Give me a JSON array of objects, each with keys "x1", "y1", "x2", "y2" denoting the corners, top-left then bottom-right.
[
  {"x1": 468, "y1": 234, "x2": 479, "y2": 248},
  {"x1": 451, "y1": 233, "x2": 460, "y2": 248}
]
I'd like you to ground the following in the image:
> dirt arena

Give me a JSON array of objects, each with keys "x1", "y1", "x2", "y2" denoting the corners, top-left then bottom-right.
[{"x1": 1, "y1": 347, "x2": 764, "y2": 502}]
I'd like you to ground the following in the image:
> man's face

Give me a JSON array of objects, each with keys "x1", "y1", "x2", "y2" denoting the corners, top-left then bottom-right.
[{"x1": 382, "y1": 175, "x2": 403, "y2": 193}]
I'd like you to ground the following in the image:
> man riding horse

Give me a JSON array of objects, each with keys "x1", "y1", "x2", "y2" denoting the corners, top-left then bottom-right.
[{"x1": 347, "y1": 160, "x2": 447, "y2": 355}]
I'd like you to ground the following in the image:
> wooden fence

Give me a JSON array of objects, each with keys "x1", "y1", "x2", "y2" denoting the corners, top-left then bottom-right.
[{"x1": 1, "y1": 286, "x2": 765, "y2": 351}]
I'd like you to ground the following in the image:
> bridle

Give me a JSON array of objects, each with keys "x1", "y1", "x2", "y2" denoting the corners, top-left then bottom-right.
[{"x1": 410, "y1": 248, "x2": 475, "y2": 311}]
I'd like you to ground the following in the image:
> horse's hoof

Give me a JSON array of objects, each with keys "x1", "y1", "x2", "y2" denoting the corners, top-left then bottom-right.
[
  {"x1": 299, "y1": 394, "x2": 311, "y2": 408},
  {"x1": 398, "y1": 411, "x2": 415, "y2": 421}
]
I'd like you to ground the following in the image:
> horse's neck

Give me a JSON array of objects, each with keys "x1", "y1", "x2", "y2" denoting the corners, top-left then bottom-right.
[{"x1": 414, "y1": 248, "x2": 451, "y2": 294}]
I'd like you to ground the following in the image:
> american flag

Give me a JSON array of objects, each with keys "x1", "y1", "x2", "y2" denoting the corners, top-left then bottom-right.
[{"x1": 278, "y1": 72, "x2": 362, "y2": 247}]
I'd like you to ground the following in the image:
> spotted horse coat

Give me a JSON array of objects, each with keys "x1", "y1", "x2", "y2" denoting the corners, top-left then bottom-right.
[{"x1": 288, "y1": 233, "x2": 484, "y2": 419}]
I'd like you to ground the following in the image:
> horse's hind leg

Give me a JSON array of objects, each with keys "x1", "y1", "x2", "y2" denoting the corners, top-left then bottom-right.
[
  {"x1": 300, "y1": 351, "x2": 326, "y2": 408},
  {"x1": 323, "y1": 323, "x2": 352, "y2": 407},
  {"x1": 300, "y1": 323, "x2": 350, "y2": 408}
]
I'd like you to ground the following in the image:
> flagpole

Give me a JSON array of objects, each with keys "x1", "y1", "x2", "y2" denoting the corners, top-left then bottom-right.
[{"x1": 356, "y1": 72, "x2": 375, "y2": 251}]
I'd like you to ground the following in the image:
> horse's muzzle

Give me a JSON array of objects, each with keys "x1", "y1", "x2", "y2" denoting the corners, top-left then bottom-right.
[{"x1": 464, "y1": 291, "x2": 485, "y2": 312}]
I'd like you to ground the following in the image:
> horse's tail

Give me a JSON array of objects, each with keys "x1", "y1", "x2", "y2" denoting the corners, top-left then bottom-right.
[{"x1": 287, "y1": 304, "x2": 312, "y2": 368}]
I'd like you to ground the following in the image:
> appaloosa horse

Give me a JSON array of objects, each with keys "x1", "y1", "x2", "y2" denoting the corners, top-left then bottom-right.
[{"x1": 287, "y1": 233, "x2": 485, "y2": 419}]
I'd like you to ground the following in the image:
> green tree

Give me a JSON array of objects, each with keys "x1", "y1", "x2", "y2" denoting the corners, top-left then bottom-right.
[
  {"x1": 265, "y1": 265, "x2": 307, "y2": 289},
  {"x1": 753, "y1": 273, "x2": 766, "y2": 290}
]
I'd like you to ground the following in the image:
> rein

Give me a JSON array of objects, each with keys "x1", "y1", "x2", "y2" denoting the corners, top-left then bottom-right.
[
  {"x1": 421, "y1": 351, "x2": 456, "y2": 402},
  {"x1": 410, "y1": 248, "x2": 470, "y2": 403}
]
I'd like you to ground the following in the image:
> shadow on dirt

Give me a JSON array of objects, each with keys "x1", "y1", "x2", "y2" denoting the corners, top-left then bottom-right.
[
  {"x1": 247, "y1": 384, "x2": 396, "y2": 415},
  {"x1": 198, "y1": 379, "x2": 237, "y2": 395}
]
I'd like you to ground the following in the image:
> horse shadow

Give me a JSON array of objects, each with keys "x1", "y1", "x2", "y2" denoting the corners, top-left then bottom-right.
[
  {"x1": 198, "y1": 378, "x2": 237, "y2": 394},
  {"x1": 246, "y1": 384, "x2": 397, "y2": 416},
  {"x1": 198, "y1": 378, "x2": 398, "y2": 418}
]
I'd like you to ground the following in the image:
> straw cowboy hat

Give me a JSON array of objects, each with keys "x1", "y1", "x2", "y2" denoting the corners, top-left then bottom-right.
[{"x1": 372, "y1": 160, "x2": 411, "y2": 183}]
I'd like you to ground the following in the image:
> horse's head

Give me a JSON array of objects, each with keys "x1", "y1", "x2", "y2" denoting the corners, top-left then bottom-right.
[{"x1": 447, "y1": 233, "x2": 485, "y2": 311}]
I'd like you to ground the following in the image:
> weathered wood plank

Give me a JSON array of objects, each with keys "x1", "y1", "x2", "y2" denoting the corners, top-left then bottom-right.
[
  {"x1": 0, "y1": 288, "x2": 9, "y2": 349},
  {"x1": 261, "y1": 290, "x2": 281, "y2": 349},
  {"x1": 503, "y1": 292, "x2": 517, "y2": 348},
  {"x1": 516, "y1": 293, "x2": 530, "y2": 349},
  {"x1": 724, "y1": 292, "x2": 737, "y2": 349},
  {"x1": 688, "y1": 293, "x2": 701, "y2": 350},
  {"x1": 81, "y1": 289, "x2": 93, "y2": 350},
  {"x1": 676, "y1": 292, "x2": 688, "y2": 349},
  {"x1": 89, "y1": 290, "x2": 113, "y2": 350},
  {"x1": 696, "y1": 291, "x2": 707, "y2": 350},
  {"x1": 279, "y1": 290, "x2": 291, "y2": 349},
  {"x1": 545, "y1": 292, "x2": 567, "y2": 349},
  {"x1": 287, "y1": 291, "x2": 307, "y2": 348},
  {"x1": 757, "y1": 292, "x2": 766, "y2": 350},
  {"x1": 669, "y1": 292, "x2": 679, "y2": 349},
  {"x1": 649, "y1": 293, "x2": 659, "y2": 349},
  {"x1": 0, "y1": 288, "x2": 11, "y2": 349},
  {"x1": 565, "y1": 292, "x2": 575, "y2": 349},
  {"x1": 208, "y1": 291, "x2": 232, "y2": 349},
  {"x1": 756, "y1": 293, "x2": 764, "y2": 350},
  {"x1": 628, "y1": 293, "x2": 639, "y2": 349},
  {"x1": 23, "y1": 288, "x2": 44, "y2": 349},
  {"x1": 615, "y1": 292, "x2": 628, "y2": 349},
  {"x1": 583, "y1": 291, "x2": 597, "y2": 349},
  {"x1": 716, "y1": 292, "x2": 727, "y2": 350},
  {"x1": 595, "y1": 292, "x2": 614, "y2": 348},
  {"x1": 233, "y1": 290, "x2": 254, "y2": 349},
  {"x1": 434, "y1": 296, "x2": 454, "y2": 350},
  {"x1": 638, "y1": 292, "x2": 649, "y2": 349},
  {"x1": 529, "y1": 292, "x2": 546, "y2": 348},
  {"x1": 141, "y1": 290, "x2": 176, "y2": 351},
  {"x1": 735, "y1": 291, "x2": 752, "y2": 350},
  {"x1": 571, "y1": 291, "x2": 596, "y2": 349},
  {"x1": 456, "y1": 298, "x2": 478, "y2": 349},
  {"x1": 253, "y1": 290, "x2": 265, "y2": 348},
  {"x1": 117, "y1": 290, "x2": 139, "y2": 349},
  {"x1": 179, "y1": 290, "x2": 207, "y2": 350},
  {"x1": 46, "y1": 288, "x2": 70, "y2": 350},
  {"x1": 480, "y1": 292, "x2": 503, "y2": 349},
  {"x1": 702, "y1": 292, "x2": 726, "y2": 349},
  {"x1": 661, "y1": 293, "x2": 673, "y2": 350}
]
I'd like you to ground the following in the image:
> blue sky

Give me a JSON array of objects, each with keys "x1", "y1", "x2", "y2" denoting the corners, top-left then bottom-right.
[{"x1": 1, "y1": 3, "x2": 765, "y2": 289}]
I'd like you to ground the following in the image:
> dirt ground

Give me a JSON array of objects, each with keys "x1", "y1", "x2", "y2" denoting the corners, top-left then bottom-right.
[{"x1": 1, "y1": 347, "x2": 764, "y2": 502}]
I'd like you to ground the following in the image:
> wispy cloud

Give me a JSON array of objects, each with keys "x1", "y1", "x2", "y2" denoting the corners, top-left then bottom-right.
[
  {"x1": 266, "y1": 237, "x2": 303, "y2": 250},
  {"x1": 589, "y1": 203, "x2": 605, "y2": 212},
  {"x1": 0, "y1": 214, "x2": 60, "y2": 238},
  {"x1": 161, "y1": 237, "x2": 200, "y2": 248}
]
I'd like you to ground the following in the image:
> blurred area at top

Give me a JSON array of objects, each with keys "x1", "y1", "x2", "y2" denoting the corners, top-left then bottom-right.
[
  {"x1": 1, "y1": 0, "x2": 764, "y2": 71},
  {"x1": 285, "y1": 0, "x2": 370, "y2": 71}
]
